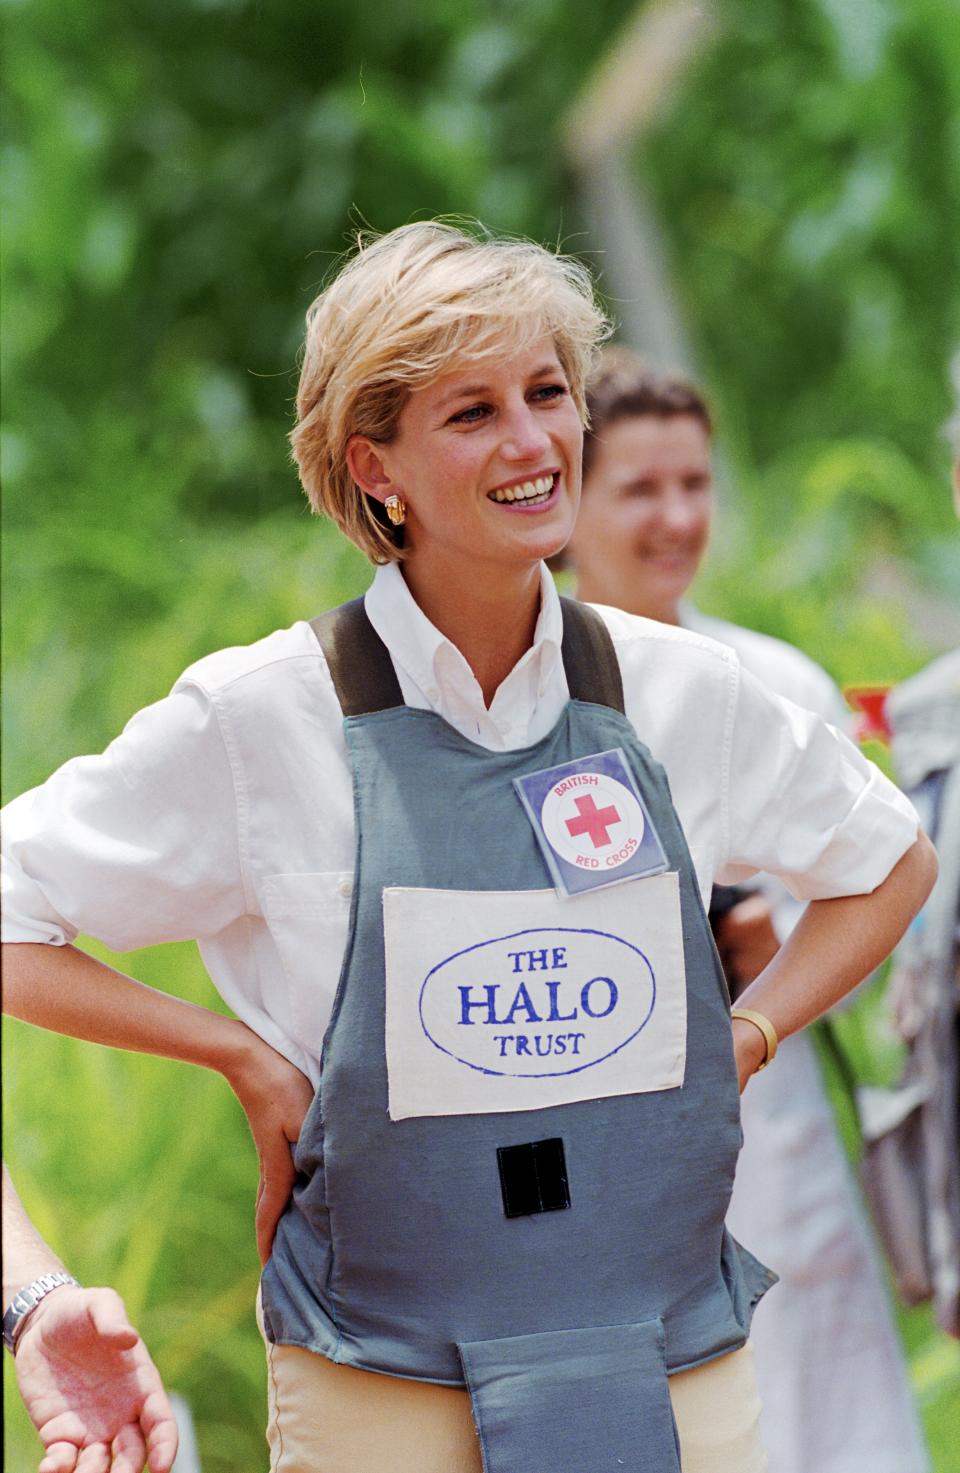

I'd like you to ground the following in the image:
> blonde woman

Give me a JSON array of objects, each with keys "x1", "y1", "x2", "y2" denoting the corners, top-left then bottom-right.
[{"x1": 2, "y1": 222, "x2": 936, "y2": 1473}]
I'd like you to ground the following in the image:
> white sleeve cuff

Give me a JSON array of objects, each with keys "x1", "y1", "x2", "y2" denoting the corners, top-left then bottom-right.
[
  {"x1": 778, "y1": 771, "x2": 919, "y2": 902},
  {"x1": 1, "y1": 851, "x2": 79, "y2": 946}
]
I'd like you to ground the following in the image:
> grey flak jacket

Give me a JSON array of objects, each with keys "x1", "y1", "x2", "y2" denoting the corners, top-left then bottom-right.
[{"x1": 260, "y1": 598, "x2": 775, "y2": 1473}]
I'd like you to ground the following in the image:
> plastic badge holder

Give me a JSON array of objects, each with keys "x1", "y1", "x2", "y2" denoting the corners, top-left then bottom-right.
[{"x1": 514, "y1": 747, "x2": 669, "y2": 899}]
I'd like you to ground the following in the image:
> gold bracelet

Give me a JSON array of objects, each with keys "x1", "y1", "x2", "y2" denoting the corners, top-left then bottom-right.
[{"x1": 730, "y1": 1008, "x2": 779, "y2": 1071}]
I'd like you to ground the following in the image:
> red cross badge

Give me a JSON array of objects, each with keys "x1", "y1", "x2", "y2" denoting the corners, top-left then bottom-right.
[
  {"x1": 514, "y1": 747, "x2": 669, "y2": 896},
  {"x1": 540, "y1": 770, "x2": 647, "y2": 873}
]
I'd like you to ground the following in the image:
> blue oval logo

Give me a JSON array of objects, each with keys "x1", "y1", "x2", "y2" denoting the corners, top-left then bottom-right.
[{"x1": 418, "y1": 925, "x2": 656, "y2": 1078}]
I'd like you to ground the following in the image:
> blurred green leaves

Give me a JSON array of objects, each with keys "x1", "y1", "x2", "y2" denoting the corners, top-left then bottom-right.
[
  {"x1": 641, "y1": 0, "x2": 960, "y2": 483},
  {"x1": 633, "y1": 0, "x2": 959, "y2": 704}
]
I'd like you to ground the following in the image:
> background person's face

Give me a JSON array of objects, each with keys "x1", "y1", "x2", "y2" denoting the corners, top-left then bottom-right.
[{"x1": 569, "y1": 414, "x2": 713, "y2": 623}]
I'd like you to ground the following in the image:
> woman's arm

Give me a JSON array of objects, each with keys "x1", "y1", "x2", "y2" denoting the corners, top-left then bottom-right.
[
  {"x1": 2, "y1": 943, "x2": 314, "y2": 1263},
  {"x1": 731, "y1": 832, "x2": 938, "y2": 1089}
]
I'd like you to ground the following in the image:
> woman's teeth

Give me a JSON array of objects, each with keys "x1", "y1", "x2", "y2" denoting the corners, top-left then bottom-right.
[{"x1": 489, "y1": 474, "x2": 555, "y2": 504}]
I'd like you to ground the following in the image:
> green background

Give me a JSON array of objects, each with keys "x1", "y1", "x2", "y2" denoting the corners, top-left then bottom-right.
[{"x1": 3, "y1": 0, "x2": 959, "y2": 1467}]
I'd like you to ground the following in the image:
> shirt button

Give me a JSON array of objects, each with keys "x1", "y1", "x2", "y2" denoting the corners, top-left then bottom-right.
[
  {"x1": 426, "y1": 686, "x2": 440, "y2": 704},
  {"x1": 337, "y1": 878, "x2": 353, "y2": 898}
]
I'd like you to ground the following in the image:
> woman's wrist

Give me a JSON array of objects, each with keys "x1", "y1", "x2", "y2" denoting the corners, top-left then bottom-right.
[
  {"x1": 214, "y1": 1017, "x2": 292, "y2": 1100},
  {"x1": 730, "y1": 1007, "x2": 778, "y2": 1069},
  {"x1": 202, "y1": 1014, "x2": 265, "y2": 1090},
  {"x1": 731, "y1": 1016, "x2": 768, "y2": 1089}
]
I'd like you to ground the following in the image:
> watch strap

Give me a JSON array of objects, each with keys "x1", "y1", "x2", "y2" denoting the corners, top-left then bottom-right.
[{"x1": 3, "y1": 1271, "x2": 81, "y2": 1354}]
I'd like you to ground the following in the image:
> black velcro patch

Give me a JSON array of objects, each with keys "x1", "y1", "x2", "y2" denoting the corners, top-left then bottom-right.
[{"x1": 497, "y1": 1138, "x2": 570, "y2": 1218}]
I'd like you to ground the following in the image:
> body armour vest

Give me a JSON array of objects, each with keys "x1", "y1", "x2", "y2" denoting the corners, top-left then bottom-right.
[{"x1": 261, "y1": 597, "x2": 775, "y2": 1472}]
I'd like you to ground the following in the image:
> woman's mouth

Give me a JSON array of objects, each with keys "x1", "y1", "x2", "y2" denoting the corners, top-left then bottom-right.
[{"x1": 487, "y1": 473, "x2": 558, "y2": 508}]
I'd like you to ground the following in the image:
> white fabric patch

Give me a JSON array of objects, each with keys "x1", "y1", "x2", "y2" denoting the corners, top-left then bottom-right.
[{"x1": 383, "y1": 877, "x2": 686, "y2": 1121}]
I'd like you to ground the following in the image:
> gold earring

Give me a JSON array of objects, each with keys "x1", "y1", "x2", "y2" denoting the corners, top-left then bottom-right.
[{"x1": 384, "y1": 494, "x2": 406, "y2": 527}]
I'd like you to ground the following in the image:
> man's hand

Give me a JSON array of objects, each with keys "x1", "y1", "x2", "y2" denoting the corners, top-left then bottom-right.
[
  {"x1": 713, "y1": 893, "x2": 781, "y2": 995},
  {"x1": 14, "y1": 1286, "x2": 179, "y2": 1473},
  {"x1": 225, "y1": 1031, "x2": 315, "y2": 1265}
]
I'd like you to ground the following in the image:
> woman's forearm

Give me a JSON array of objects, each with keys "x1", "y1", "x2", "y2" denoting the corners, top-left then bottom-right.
[
  {"x1": 736, "y1": 831, "x2": 938, "y2": 1043},
  {"x1": 1, "y1": 940, "x2": 254, "y2": 1081},
  {"x1": 2, "y1": 940, "x2": 316, "y2": 1262}
]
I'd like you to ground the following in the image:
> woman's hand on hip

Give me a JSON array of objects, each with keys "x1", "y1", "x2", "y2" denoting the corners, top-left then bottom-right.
[{"x1": 223, "y1": 1030, "x2": 314, "y2": 1265}]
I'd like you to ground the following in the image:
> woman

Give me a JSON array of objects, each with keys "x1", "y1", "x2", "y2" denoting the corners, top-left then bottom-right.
[
  {"x1": 566, "y1": 345, "x2": 932, "y2": 1473},
  {"x1": 2, "y1": 222, "x2": 936, "y2": 1473}
]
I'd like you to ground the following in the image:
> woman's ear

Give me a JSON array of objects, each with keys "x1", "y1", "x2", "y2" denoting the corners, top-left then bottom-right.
[{"x1": 346, "y1": 436, "x2": 398, "y2": 506}]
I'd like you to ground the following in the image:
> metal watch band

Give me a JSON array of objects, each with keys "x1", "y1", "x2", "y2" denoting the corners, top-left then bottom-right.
[{"x1": 2, "y1": 1271, "x2": 81, "y2": 1355}]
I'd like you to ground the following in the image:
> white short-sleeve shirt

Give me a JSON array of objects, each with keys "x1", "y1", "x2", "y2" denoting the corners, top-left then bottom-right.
[{"x1": 1, "y1": 562, "x2": 918, "y2": 1084}]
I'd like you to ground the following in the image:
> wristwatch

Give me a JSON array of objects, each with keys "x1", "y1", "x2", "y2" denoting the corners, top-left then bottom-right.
[{"x1": 2, "y1": 1271, "x2": 81, "y2": 1355}]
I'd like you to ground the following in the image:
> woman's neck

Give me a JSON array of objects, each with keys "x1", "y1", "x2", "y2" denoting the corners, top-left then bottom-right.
[{"x1": 401, "y1": 559, "x2": 543, "y2": 708}]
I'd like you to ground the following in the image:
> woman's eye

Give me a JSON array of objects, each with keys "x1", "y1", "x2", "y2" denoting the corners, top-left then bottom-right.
[
  {"x1": 448, "y1": 403, "x2": 489, "y2": 425},
  {"x1": 447, "y1": 383, "x2": 566, "y2": 425}
]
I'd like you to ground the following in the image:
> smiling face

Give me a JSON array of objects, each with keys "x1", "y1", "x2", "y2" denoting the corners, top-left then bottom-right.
[
  {"x1": 568, "y1": 413, "x2": 713, "y2": 624},
  {"x1": 348, "y1": 337, "x2": 584, "y2": 605}
]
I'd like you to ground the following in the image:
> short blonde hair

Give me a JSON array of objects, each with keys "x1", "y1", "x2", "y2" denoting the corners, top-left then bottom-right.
[{"x1": 291, "y1": 220, "x2": 611, "y2": 563}]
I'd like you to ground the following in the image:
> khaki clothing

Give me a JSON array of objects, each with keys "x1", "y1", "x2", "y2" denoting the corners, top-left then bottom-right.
[{"x1": 263, "y1": 1337, "x2": 767, "y2": 1473}]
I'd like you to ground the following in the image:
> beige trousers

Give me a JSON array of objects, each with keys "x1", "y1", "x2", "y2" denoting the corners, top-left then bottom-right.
[{"x1": 263, "y1": 1336, "x2": 767, "y2": 1473}]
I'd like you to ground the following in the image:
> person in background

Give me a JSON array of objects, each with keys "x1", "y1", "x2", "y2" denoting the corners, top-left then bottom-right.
[
  {"x1": 3, "y1": 1161, "x2": 179, "y2": 1473},
  {"x1": 879, "y1": 355, "x2": 960, "y2": 1335},
  {"x1": 565, "y1": 345, "x2": 931, "y2": 1473}
]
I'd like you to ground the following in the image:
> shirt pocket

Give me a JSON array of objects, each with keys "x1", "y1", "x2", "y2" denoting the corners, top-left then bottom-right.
[{"x1": 260, "y1": 871, "x2": 353, "y2": 1056}]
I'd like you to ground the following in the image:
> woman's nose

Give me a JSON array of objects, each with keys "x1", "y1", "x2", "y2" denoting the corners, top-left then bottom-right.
[{"x1": 500, "y1": 406, "x2": 551, "y2": 462}]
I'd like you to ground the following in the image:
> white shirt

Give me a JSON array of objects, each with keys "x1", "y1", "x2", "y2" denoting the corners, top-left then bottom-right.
[
  {"x1": 1, "y1": 562, "x2": 918, "y2": 1085},
  {"x1": 683, "y1": 604, "x2": 851, "y2": 943},
  {"x1": 683, "y1": 606, "x2": 850, "y2": 731}
]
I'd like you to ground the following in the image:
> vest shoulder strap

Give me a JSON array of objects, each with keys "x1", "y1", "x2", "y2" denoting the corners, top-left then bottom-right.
[
  {"x1": 311, "y1": 594, "x2": 625, "y2": 718},
  {"x1": 559, "y1": 597, "x2": 625, "y2": 714},
  {"x1": 310, "y1": 598, "x2": 404, "y2": 716}
]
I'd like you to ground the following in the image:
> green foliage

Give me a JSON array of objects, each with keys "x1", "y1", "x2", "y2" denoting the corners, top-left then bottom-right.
[
  {"x1": 643, "y1": 0, "x2": 960, "y2": 472},
  {"x1": 3, "y1": 0, "x2": 959, "y2": 1466},
  {"x1": 640, "y1": 0, "x2": 959, "y2": 697}
]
